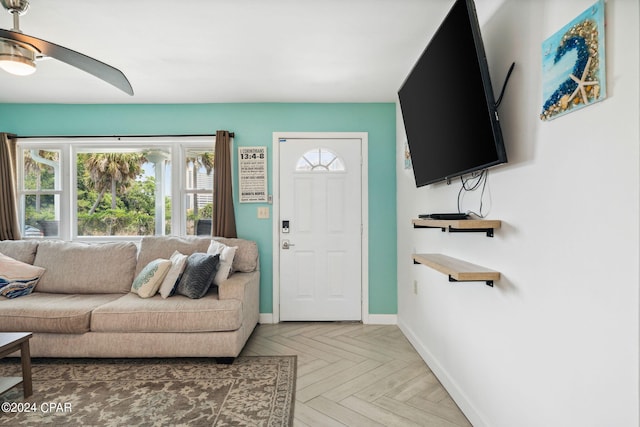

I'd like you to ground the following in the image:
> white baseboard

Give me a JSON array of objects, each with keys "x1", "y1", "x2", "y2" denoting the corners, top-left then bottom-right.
[
  {"x1": 258, "y1": 313, "x2": 397, "y2": 325},
  {"x1": 397, "y1": 318, "x2": 488, "y2": 427},
  {"x1": 364, "y1": 314, "x2": 397, "y2": 325},
  {"x1": 259, "y1": 313, "x2": 275, "y2": 324}
]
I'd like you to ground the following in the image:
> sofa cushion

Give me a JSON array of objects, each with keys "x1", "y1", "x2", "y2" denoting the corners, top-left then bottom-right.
[
  {"x1": 175, "y1": 253, "x2": 219, "y2": 299},
  {"x1": 213, "y1": 238, "x2": 259, "y2": 273},
  {"x1": 0, "y1": 240, "x2": 39, "y2": 264},
  {"x1": 0, "y1": 293, "x2": 123, "y2": 333},
  {"x1": 131, "y1": 258, "x2": 172, "y2": 298},
  {"x1": 136, "y1": 236, "x2": 258, "y2": 276},
  {"x1": 0, "y1": 253, "x2": 46, "y2": 298},
  {"x1": 91, "y1": 292, "x2": 243, "y2": 333},
  {"x1": 33, "y1": 240, "x2": 138, "y2": 294},
  {"x1": 136, "y1": 236, "x2": 210, "y2": 276}
]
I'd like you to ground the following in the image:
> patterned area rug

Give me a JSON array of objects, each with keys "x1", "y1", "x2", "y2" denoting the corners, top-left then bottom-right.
[{"x1": 0, "y1": 356, "x2": 296, "y2": 426}]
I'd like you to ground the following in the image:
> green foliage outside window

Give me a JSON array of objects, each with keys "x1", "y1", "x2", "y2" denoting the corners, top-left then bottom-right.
[
  {"x1": 76, "y1": 153, "x2": 164, "y2": 236},
  {"x1": 24, "y1": 148, "x2": 213, "y2": 237}
]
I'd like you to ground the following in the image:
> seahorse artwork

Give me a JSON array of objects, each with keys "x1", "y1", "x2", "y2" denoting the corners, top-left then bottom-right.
[{"x1": 540, "y1": 0, "x2": 606, "y2": 121}]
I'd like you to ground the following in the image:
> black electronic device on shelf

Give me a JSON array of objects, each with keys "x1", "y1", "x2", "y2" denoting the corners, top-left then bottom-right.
[{"x1": 418, "y1": 213, "x2": 469, "y2": 220}]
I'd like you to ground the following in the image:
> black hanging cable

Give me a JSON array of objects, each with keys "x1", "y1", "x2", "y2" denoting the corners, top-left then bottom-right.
[
  {"x1": 457, "y1": 180, "x2": 465, "y2": 214},
  {"x1": 474, "y1": 172, "x2": 489, "y2": 218},
  {"x1": 494, "y1": 62, "x2": 516, "y2": 109},
  {"x1": 458, "y1": 170, "x2": 489, "y2": 218},
  {"x1": 458, "y1": 172, "x2": 480, "y2": 214}
]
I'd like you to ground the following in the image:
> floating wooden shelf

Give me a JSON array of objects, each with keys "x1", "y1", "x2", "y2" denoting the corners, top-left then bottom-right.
[
  {"x1": 412, "y1": 253, "x2": 500, "y2": 287},
  {"x1": 412, "y1": 218, "x2": 501, "y2": 237}
]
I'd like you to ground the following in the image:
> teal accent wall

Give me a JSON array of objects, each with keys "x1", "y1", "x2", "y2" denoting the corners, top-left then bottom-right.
[{"x1": 0, "y1": 103, "x2": 397, "y2": 315}]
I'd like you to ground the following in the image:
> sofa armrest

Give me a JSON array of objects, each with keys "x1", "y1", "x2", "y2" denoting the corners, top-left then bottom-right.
[
  {"x1": 218, "y1": 270, "x2": 260, "y2": 331},
  {"x1": 217, "y1": 270, "x2": 259, "y2": 301}
]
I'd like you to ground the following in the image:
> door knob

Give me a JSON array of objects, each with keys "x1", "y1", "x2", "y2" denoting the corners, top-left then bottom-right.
[{"x1": 282, "y1": 240, "x2": 295, "y2": 250}]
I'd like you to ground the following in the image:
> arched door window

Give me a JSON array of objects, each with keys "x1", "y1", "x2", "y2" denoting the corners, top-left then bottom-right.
[{"x1": 295, "y1": 148, "x2": 345, "y2": 172}]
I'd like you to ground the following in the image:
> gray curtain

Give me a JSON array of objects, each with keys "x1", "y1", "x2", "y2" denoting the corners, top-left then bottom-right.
[
  {"x1": 213, "y1": 130, "x2": 237, "y2": 238},
  {"x1": 0, "y1": 133, "x2": 21, "y2": 240}
]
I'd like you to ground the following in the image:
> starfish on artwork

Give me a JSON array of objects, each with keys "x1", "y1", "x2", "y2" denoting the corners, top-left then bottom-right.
[{"x1": 568, "y1": 56, "x2": 600, "y2": 104}]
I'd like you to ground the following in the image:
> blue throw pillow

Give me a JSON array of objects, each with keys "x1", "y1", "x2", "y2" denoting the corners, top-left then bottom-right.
[{"x1": 175, "y1": 253, "x2": 220, "y2": 299}]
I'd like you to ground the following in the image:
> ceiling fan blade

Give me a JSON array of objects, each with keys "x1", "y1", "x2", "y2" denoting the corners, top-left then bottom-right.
[{"x1": 0, "y1": 28, "x2": 133, "y2": 96}]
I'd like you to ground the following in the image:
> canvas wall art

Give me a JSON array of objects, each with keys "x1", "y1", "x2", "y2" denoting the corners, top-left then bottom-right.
[
  {"x1": 404, "y1": 140, "x2": 412, "y2": 170},
  {"x1": 540, "y1": 0, "x2": 606, "y2": 121}
]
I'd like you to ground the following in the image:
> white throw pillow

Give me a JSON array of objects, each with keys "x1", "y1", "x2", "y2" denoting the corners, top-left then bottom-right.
[
  {"x1": 158, "y1": 251, "x2": 188, "y2": 298},
  {"x1": 131, "y1": 258, "x2": 172, "y2": 298},
  {"x1": 207, "y1": 240, "x2": 238, "y2": 286}
]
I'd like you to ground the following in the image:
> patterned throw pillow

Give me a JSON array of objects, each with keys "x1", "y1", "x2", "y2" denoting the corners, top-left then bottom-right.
[
  {"x1": 158, "y1": 251, "x2": 188, "y2": 298},
  {"x1": 207, "y1": 240, "x2": 238, "y2": 286},
  {"x1": 175, "y1": 253, "x2": 220, "y2": 299},
  {"x1": 131, "y1": 258, "x2": 172, "y2": 298},
  {"x1": 0, "y1": 252, "x2": 46, "y2": 299}
]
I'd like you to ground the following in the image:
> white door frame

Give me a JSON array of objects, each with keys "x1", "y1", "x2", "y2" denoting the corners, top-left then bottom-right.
[{"x1": 272, "y1": 132, "x2": 369, "y2": 324}]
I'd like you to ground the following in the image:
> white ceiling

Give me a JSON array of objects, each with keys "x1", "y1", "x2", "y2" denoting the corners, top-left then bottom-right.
[{"x1": 0, "y1": 0, "x2": 504, "y2": 104}]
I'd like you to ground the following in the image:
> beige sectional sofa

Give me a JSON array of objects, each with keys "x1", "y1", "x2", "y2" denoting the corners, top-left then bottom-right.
[{"x1": 0, "y1": 236, "x2": 259, "y2": 359}]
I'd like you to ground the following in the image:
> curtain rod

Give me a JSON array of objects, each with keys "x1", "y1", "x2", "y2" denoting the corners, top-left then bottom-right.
[{"x1": 15, "y1": 132, "x2": 234, "y2": 139}]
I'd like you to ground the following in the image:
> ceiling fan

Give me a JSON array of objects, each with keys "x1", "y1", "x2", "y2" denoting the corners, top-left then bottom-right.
[{"x1": 0, "y1": 0, "x2": 133, "y2": 95}]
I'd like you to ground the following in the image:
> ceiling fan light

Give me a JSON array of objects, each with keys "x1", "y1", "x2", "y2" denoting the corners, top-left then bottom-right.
[
  {"x1": 0, "y1": 54, "x2": 35, "y2": 75},
  {"x1": 0, "y1": 39, "x2": 36, "y2": 75}
]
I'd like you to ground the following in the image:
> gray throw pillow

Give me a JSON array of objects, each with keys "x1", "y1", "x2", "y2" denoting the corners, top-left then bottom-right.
[{"x1": 175, "y1": 253, "x2": 220, "y2": 299}]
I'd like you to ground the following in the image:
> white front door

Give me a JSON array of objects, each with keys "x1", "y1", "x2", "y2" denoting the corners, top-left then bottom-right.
[{"x1": 278, "y1": 137, "x2": 362, "y2": 321}]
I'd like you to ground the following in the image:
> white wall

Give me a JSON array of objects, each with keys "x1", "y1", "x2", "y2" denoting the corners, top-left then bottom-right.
[{"x1": 396, "y1": 1, "x2": 639, "y2": 426}]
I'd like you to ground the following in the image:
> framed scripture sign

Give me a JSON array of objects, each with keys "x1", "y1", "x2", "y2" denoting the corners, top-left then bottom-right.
[{"x1": 238, "y1": 146, "x2": 267, "y2": 203}]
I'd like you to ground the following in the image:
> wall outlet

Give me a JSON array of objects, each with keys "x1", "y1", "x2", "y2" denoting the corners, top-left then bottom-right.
[
  {"x1": 413, "y1": 280, "x2": 418, "y2": 295},
  {"x1": 257, "y1": 207, "x2": 270, "y2": 219}
]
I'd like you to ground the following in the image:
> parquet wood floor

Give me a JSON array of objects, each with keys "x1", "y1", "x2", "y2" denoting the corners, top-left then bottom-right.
[{"x1": 241, "y1": 322, "x2": 471, "y2": 427}]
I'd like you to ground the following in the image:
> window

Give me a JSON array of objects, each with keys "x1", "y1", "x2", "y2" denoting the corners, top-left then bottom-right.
[
  {"x1": 184, "y1": 148, "x2": 215, "y2": 236},
  {"x1": 17, "y1": 137, "x2": 216, "y2": 240},
  {"x1": 295, "y1": 148, "x2": 345, "y2": 172},
  {"x1": 21, "y1": 149, "x2": 62, "y2": 238}
]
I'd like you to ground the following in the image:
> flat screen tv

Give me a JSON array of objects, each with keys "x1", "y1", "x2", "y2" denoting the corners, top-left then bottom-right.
[{"x1": 399, "y1": 0, "x2": 507, "y2": 187}]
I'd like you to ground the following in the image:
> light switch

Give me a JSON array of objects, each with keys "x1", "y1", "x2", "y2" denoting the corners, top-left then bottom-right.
[{"x1": 257, "y1": 207, "x2": 270, "y2": 219}]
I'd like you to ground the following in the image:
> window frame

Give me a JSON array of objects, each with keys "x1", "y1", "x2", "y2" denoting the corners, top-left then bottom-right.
[
  {"x1": 16, "y1": 136, "x2": 216, "y2": 242},
  {"x1": 18, "y1": 143, "x2": 69, "y2": 239},
  {"x1": 183, "y1": 147, "x2": 215, "y2": 214}
]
